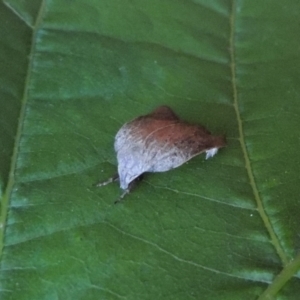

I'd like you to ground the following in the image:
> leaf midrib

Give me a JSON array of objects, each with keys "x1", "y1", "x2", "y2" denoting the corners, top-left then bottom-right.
[
  {"x1": 229, "y1": 0, "x2": 288, "y2": 266},
  {"x1": 0, "y1": 0, "x2": 46, "y2": 257},
  {"x1": 229, "y1": 2, "x2": 300, "y2": 298}
]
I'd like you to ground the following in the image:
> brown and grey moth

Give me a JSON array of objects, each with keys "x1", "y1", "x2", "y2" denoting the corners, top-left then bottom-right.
[{"x1": 97, "y1": 105, "x2": 226, "y2": 203}]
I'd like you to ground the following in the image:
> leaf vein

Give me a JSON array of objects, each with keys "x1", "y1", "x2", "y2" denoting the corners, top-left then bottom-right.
[
  {"x1": 0, "y1": 0, "x2": 47, "y2": 260},
  {"x1": 229, "y1": 0, "x2": 288, "y2": 265},
  {"x1": 104, "y1": 221, "x2": 271, "y2": 283}
]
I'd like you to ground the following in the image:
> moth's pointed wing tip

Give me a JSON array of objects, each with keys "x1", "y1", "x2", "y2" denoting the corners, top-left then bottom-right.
[{"x1": 149, "y1": 105, "x2": 180, "y2": 120}]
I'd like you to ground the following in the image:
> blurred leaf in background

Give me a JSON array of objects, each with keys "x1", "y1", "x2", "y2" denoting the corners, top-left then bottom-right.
[{"x1": 0, "y1": 0, "x2": 299, "y2": 299}]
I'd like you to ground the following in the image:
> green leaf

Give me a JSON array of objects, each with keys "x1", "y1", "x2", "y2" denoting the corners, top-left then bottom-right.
[{"x1": 1, "y1": 0, "x2": 300, "y2": 299}]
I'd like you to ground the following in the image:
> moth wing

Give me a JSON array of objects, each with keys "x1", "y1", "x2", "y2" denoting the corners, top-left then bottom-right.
[
  {"x1": 115, "y1": 106, "x2": 179, "y2": 152},
  {"x1": 148, "y1": 105, "x2": 180, "y2": 121},
  {"x1": 115, "y1": 123, "x2": 150, "y2": 189},
  {"x1": 114, "y1": 122, "x2": 135, "y2": 153},
  {"x1": 144, "y1": 123, "x2": 220, "y2": 173}
]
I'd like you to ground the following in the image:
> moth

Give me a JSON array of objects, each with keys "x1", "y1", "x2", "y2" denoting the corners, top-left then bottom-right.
[{"x1": 97, "y1": 105, "x2": 226, "y2": 203}]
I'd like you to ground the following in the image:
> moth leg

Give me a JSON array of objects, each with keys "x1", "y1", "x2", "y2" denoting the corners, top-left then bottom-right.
[
  {"x1": 114, "y1": 175, "x2": 144, "y2": 204},
  {"x1": 114, "y1": 188, "x2": 130, "y2": 204},
  {"x1": 96, "y1": 173, "x2": 119, "y2": 187}
]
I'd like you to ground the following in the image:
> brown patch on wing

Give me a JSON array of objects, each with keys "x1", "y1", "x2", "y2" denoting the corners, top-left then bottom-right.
[
  {"x1": 148, "y1": 105, "x2": 180, "y2": 120},
  {"x1": 129, "y1": 106, "x2": 226, "y2": 158}
]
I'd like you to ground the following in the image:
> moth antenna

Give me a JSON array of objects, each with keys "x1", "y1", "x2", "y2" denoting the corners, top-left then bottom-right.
[{"x1": 95, "y1": 173, "x2": 119, "y2": 187}]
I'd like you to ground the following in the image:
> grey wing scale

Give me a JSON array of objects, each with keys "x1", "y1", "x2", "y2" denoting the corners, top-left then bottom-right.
[
  {"x1": 144, "y1": 140, "x2": 187, "y2": 173},
  {"x1": 114, "y1": 123, "x2": 131, "y2": 153},
  {"x1": 115, "y1": 128, "x2": 149, "y2": 189}
]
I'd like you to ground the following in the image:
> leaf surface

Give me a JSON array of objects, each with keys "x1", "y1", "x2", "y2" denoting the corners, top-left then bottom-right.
[{"x1": 0, "y1": 0, "x2": 300, "y2": 299}]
